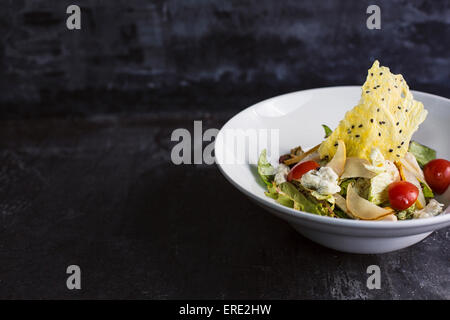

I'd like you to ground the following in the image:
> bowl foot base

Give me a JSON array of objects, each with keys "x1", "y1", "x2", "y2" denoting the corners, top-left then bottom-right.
[{"x1": 290, "y1": 224, "x2": 432, "y2": 254}]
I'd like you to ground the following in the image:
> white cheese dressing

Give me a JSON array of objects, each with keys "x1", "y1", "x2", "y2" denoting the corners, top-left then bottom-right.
[
  {"x1": 300, "y1": 167, "x2": 341, "y2": 195},
  {"x1": 413, "y1": 199, "x2": 444, "y2": 219},
  {"x1": 274, "y1": 164, "x2": 290, "y2": 185}
]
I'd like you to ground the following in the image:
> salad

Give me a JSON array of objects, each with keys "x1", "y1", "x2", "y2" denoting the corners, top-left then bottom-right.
[{"x1": 257, "y1": 61, "x2": 449, "y2": 221}]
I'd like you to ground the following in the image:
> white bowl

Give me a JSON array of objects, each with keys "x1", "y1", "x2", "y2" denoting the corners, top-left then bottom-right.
[{"x1": 215, "y1": 86, "x2": 450, "y2": 254}]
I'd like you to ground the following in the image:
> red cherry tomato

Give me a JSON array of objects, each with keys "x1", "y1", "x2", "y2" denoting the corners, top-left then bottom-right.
[
  {"x1": 287, "y1": 161, "x2": 320, "y2": 182},
  {"x1": 423, "y1": 159, "x2": 450, "y2": 194},
  {"x1": 388, "y1": 181, "x2": 419, "y2": 211}
]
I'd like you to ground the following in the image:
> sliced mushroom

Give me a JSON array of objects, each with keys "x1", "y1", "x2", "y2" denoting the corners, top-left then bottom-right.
[
  {"x1": 397, "y1": 162, "x2": 426, "y2": 209},
  {"x1": 385, "y1": 160, "x2": 401, "y2": 182},
  {"x1": 401, "y1": 152, "x2": 425, "y2": 180},
  {"x1": 299, "y1": 151, "x2": 320, "y2": 164},
  {"x1": 341, "y1": 157, "x2": 378, "y2": 179},
  {"x1": 346, "y1": 183, "x2": 393, "y2": 220},
  {"x1": 290, "y1": 146, "x2": 304, "y2": 157},
  {"x1": 334, "y1": 193, "x2": 355, "y2": 219},
  {"x1": 284, "y1": 144, "x2": 320, "y2": 166},
  {"x1": 326, "y1": 140, "x2": 346, "y2": 176},
  {"x1": 401, "y1": 152, "x2": 432, "y2": 189},
  {"x1": 376, "y1": 214, "x2": 398, "y2": 221}
]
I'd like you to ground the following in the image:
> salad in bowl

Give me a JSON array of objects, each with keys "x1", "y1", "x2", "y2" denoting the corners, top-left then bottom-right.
[{"x1": 258, "y1": 61, "x2": 449, "y2": 222}]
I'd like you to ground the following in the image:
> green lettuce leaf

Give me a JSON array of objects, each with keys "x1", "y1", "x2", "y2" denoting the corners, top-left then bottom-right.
[
  {"x1": 339, "y1": 178, "x2": 369, "y2": 199},
  {"x1": 421, "y1": 182, "x2": 434, "y2": 198},
  {"x1": 276, "y1": 194, "x2": 294, "y2": 208},
  {"x1": 264, "y1": 182, "x2": 279, "y2": 199},
  {"x1": 322, "y1": 124, "x2": 333, "y2": 138},
  {"x1": 368, "y1": 172, "x2": 392, "y2": 205},
  {"x1": 396, "y1": 204, "x2": 416, "y2": 220},
  {"x1": 257, "y1": 149, "x2": 275, "y2": 186},
  {"x1": 408, "y1": 141, "x2": 436, "y2": 168},
  {"x1": 333, "y1": 207, "x2": 352, "y2": 219},
  {"x1": 279, "y1": 182, "x2": 330, "y2": 216},
  {"x1": 310, "y1": 190, "x2": 335, "y2": 206},
  {"x1": 339, "y1": 179, "x2": 355, "y2": 197}
]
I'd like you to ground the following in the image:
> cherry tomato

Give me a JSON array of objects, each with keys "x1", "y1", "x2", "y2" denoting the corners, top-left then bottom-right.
[
  {"x1": 287, "y1": 161, "x2": 320, "y2": 182},
  {"x1": 388, "y1": 181, "x2": 419, "y2": 211},
  {"x1": 423, "y1": 159, "x2": 450, "y2": 194}
]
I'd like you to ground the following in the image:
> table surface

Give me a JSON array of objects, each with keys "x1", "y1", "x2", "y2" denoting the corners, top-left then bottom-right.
[{"x1": 0, "y1": 112, "x2": 448, "y2": 299}]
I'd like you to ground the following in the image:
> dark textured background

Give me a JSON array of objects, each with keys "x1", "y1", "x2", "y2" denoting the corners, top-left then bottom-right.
[
  {"x1": 0, "y1": 0, "x2": 449, "y2": 300},
  {"x1": 0, "y1": 0, "x2": 449, "y2": 118}
]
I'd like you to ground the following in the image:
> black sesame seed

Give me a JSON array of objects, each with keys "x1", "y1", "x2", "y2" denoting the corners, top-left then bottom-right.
[
  {"x1": 377, "y1": 108, "x2": 380, "y2": 112},
  {"x1": 396, "y1": 154, "x2": 400, "y2": 157},
  {"x1": 377, "y1": 85, "x2": 380, "y2": 88},
  {"x1": 351, "y1": 125, "x2": 355, "y2": 129},
  {"x1": 382, "y1": 98, "x2": 384, "y2": 101},
  {"x1": 401, "y1": 141, "x2": 404, "y2": 145},
  {"x1": 355, "y1": 135, "x2": 360, "y2": 138},
  {"x1": 334, "y1": 143, "x2": 338, "y2": 147},
  {"x1": 380, "y1": 72, "x2": 383, "y2": 75},
  {"x1": 366, "y1": 90, "x2": 370, "y2": 94},
  {"x1": 371, "y1": 73, "x2": 373, "y2": 76},
  {"x1": 388, "y1": 88, "x2": 391, "y2": 91},
  {"x1": 358, "y1": 124, "x2": 363, "y2": 128},
  {"x1": 389, "y1": 149, "x2": 393, "y2": 152},
  {"x1": 396, "y1": 122, "x2": 399, "y2": 126},
  {"x1": 405, "y1": 109, "x2": 408, "y2": 112},
  {"x1": 379, "y1": 121, "x2": 382, "y2": 125},
  {"x1": 399, "y1": 129, "x2": 402, "y2": 134},
  {"x1": 370, "y1": 119, "x2": 374, "y2": 123},
  {"x1": 397, "y1": 146, "x2": 401, "y2": 148},
  {"x1": 398, "y1": 106, "x2": 401, "y2": 110},
  {"x1": 378, "y1": 132, "x2": 381, "y2": 136},
  {"x1": 394, "y1": 85, "x2": 398, "y2": 88},
  {"x1": 373, "y1": 87, "x2": 377, "y2": 90}
]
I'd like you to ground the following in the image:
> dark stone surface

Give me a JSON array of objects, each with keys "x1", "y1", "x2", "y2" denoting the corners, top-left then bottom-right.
[
  {"x1": 0, "y1": 113, "x2": 448, "y2": 299},
  {"x1": 0, "y1": 0, "x2": 449, "y2": 118},
  {"x1": 0, "y1": 0, "x2": 449, "y2": 300}
]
